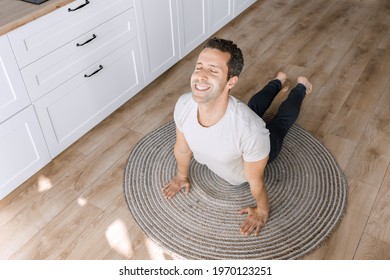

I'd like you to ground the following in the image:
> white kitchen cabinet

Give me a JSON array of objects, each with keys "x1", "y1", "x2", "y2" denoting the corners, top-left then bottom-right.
[
  {"x1": 209, "y1": 0, "x2": 234, "y2": 34},
  {"x1": 233, "y1": 0, "x2": 257, "y2": 17},
  {"x1": 0, "y1": 35, "x2": 50, "y2": 199},
  {"x1": 34, "y1": 41, "x2": 143, "y2": 157},
  {"x1": 8, "y1": 0, "x2": 144, "y2": 158},
  {"x1": 177, "y1": 0, "x2": 257, "y2": 59},
  {"x1": 0, "y1": 35, "x2": 30, "y2": 123},
  {"x1": 0, "y1": 106, "x2": 51, "y2": 200},
  {"x1": 135, "y1": 0, "x2": 180, "y2": 84},
  {"x1": 177, "y1": 0, "x2": 209, "y2": 58}
]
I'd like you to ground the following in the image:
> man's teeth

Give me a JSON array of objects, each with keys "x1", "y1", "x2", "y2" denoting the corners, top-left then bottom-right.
[{"x1": 195, "y1": 84, "x2": 209, "y2": 91}]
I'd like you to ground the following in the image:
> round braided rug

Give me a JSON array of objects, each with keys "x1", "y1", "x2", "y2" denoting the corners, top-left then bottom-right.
[{"x1": 124, "y1": 121, "x2": 347, "y2": 259}]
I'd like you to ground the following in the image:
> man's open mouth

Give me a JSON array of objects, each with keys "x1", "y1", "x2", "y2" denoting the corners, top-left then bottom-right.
[{"x1": 194, "y1": 84, "x2": 210, "y2": 91}]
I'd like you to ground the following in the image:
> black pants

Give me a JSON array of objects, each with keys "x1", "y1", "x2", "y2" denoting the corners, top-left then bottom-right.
[{"x1": 248, "y1": 79, "x2": 306, "y2": 164}]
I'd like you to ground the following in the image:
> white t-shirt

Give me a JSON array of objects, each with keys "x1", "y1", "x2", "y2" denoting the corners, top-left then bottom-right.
[{"x1": 174, "y1": 93, "x2": 270, "y2": 185}]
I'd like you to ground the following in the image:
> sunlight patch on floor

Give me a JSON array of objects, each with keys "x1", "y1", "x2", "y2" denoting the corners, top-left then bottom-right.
[
  {"x1": 145, "y1": 237, "x2": 167, "y2": 260},
  {"x1": 105, "y1": 219, "x2": 134, "y2": 258},
  {"x1": 37, "y1": 175, "x2": 52, "y2": 192},
  {"x1": 77, "y1": 197, "x2": 87, "y2": 207}
]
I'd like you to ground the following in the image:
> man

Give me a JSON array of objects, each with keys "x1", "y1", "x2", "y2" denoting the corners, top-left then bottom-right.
[{"x1": 162, "y1": 37, "x2": 312, "y2": 237}]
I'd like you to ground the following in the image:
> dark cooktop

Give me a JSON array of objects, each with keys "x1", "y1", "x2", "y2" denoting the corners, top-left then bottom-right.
[{"x1": 21, "y1": 0, "x2": 49, "y2": 5}]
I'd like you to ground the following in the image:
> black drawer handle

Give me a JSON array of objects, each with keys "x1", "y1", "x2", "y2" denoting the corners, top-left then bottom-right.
[
  {"x1": 76, "y1": 34, "x2": 97, "y2": 47},
  {"x1": 84, "y1": 65, "x2": 103, "y2": 78},
  {"x1": 68, "y1": 0, "x2": 90, "y2": 12}
]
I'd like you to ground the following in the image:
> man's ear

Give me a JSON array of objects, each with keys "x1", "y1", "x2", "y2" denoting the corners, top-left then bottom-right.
[{"x1": 227, "y1": 76, "x2": 238, "y2": 89}]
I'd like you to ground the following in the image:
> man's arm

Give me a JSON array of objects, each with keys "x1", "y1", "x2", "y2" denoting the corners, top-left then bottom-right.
[
  {"x1": 162, "y1": 127, "x2": 193, "y2": 199},
  {"x1": 239, "y1": 157, "x2": 269, "y2": 236}
]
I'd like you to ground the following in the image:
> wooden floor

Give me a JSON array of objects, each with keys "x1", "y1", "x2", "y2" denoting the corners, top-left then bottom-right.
[{"x1": 1, "y1": 0, "x2": 390, "y2": 260}]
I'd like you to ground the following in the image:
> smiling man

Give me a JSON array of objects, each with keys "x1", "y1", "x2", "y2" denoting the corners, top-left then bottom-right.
[{"x1": 162, "y1": 37, "x2": 312, "y2": 237}]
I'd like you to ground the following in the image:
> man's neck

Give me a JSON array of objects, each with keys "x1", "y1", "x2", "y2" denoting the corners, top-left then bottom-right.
[{"x1": 197, "y1": 95, "x2": 229, "y2": 127}]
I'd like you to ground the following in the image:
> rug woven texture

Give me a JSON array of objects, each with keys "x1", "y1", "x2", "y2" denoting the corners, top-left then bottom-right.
[{"x1": 124, "y1": 121, "x2": 347, "y2": 259}]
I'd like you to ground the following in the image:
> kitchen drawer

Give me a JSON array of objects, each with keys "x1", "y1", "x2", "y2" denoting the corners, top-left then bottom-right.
[
  {"x1": 0, "y1": 35, "x2": 30, "y2": 123},
  {"x1": 7, "y1": 0, "x2": 134, "y2": 68},
  {"x1": 21, "y1": 8, "x2": 138, "y2": 102},
  {"x1": 34, "y1": 40, "x2": 144, "y2": 157},
  {"x1": 0, "y1": 106, "x2": 51, "y2": 199}
]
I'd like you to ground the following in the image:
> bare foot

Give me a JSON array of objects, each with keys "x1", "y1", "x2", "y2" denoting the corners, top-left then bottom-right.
[
  {"x1": 297, "y1": 76, "x2": 312, "y2": 94},
  {"x1": 275, "y1": 72, "x2": 292, "y2": 93},
  {"x1": 275, "y1": 72, "x2": 287, "y2": 85}
]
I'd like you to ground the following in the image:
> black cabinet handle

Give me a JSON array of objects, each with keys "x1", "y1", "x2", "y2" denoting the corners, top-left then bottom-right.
[
  {"x1": 84, "y1": 65, "x2": 103, "y2": 78},
  {"x1": 76, "y1": 34, "x2": 97, "y2": 47},
  {"x1": 68, "y1": 0, "x2": 90, "y2": 12}
]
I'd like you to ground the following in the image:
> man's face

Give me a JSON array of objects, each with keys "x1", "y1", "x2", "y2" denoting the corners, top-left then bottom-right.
[{"x1": 190, "y1": 48, "x2": 233, "y2": 104}]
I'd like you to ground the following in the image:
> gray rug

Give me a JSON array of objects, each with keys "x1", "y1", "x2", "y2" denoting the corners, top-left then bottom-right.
[{"x1": 124, "y1": 121, "x2": 347, "y2": 259}]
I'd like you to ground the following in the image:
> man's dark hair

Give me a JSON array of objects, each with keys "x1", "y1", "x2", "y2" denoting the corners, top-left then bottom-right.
[{"x1": 204, "y1": 37, "x2": 244, "y2": 80}]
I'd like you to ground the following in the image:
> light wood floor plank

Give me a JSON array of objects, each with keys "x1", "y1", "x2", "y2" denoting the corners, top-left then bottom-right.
[
  {"x1": 0, "y1": 147, "x2": 85, "y2": 227},
  {"x1": 61, "y1": 195, "x2": 136, "y2": 260},
  {"x1": 365, "y1": 166, "x2": 390, "y2": 244},
  {"x1": 354, "y1": 233, "x2": 390, "y2": 260},
  {"x1": 1, "y1": 0, "x2": 389, "y2": 260},
  {"x1": 10, "y1": 200, "x2": 103, "y2": 259},
  {"x1": 65, "y1": 128, "x2": 141, "y2": 193},
  {"x1": 0, "y1": 180, "x2": 78, "y2": 259},
  {"x1": 304, "y1": 177, "x2": 378, "y2": 259}
]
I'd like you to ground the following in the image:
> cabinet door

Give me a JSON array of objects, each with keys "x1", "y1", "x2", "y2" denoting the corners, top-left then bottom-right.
[
  {"x1": 233, "y1": 0, "x2": 256, "y2": 17},
  {"x1": 177, "y1": 0, "x2": 208, "y2": 58},
  {"x1": 0, "y1": 106, "x2": 51, "y2": 199},
  {"x1": 135, "y1": 0, "x2": 180, "y2": 84},
  {"x1": 34, "y1": 40, "x2": 144, "y2": 158},
  {"x1": 209, "y1": 0, "x2": 233, "y2": 34},
  {"x1": 0, "y1": 35, "x2": 30, "y2": 124}
]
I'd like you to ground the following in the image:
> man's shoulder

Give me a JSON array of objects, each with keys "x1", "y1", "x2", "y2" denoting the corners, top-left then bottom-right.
[
  {"x1": 175, "y1": 93, "x2": 194, "y2": 113},
  {"x1": 228, "y1": 95, "x2": 266, "y2": 128},
  {"x1": 174, "y1": 93, "x2": 195, "y2": 130}
]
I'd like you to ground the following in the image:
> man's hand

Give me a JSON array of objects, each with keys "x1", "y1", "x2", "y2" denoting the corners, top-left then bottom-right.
[
  {"x1": 162, "y1": 176, "x2": 191, "y2": 199},
  {"x1": 239, "y1": 206, "x2": 268, "y2": 236}
]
